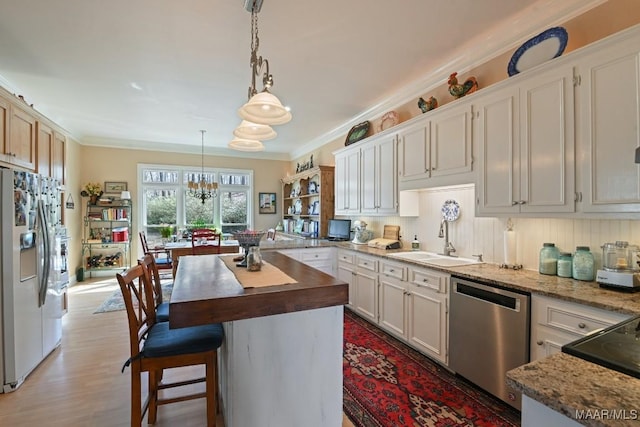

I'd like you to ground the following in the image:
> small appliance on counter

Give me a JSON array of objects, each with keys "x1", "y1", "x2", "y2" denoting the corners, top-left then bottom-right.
[
  {"x1": 351, "y1": 220, "x2": 373, "y2": 245},
  {"x1": 596, "y1": 241, "x2": 640, "y2": 291}
]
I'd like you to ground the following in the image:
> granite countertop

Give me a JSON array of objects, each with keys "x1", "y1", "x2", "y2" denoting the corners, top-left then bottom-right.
[
  {"x1": 507, "y1": 353, "x2": 640, "y2": 427},
  {"x1": 266, "y1": 239, "x2": 640, "y2": 424},
  {"x1": 304, "y1": 241, "x2": 640, "y2": 315}
]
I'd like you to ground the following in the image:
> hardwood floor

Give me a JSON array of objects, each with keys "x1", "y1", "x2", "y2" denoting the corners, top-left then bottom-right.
[{"x1": 0, "y1": 278, "x2": 354, "y2": 427}]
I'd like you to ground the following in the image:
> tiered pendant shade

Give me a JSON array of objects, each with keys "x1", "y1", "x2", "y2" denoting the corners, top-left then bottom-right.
[
  {"x1": 233, "y1": 120, "x2": 277, "y2": 140},
  {"x1": 238, "y1": 91, "x2": 292, "y2": 125},
  {"x1": 228, "y1": 138, "x2": 265, "y2": 152}
]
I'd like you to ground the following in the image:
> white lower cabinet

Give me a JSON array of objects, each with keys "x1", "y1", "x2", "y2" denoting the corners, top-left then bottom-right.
[
  {"x1": 378, "y1": 260, "x2": 408, "y2": 339},
  {"x1": 299, "y1": 247, "x2": 334, "y2": 276},
  {"x1": 406, "y1": 267, "x2": 449, "y2": 364},
  {"x1": 277, "y1": 247, "x2": 335, "y2": 276},
  {"x1": 337, "y1": 250, "x2": 356, "y2": 307},
  {"x1": 375, "y1": 256, "x2": 449, "y2": 365},
  {"x1": 530, "y1": 295, "x2": 630, "y2": 362},
  {"x1": 277, "y1": 248, "x2": 301, "y2": 260},
  {"x1": 353, "y1": 254, "x2": 379, "y2": 323}
]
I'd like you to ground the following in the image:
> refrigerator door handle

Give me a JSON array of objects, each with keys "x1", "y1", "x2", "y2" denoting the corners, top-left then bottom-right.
[{"x1": 37, "y1": 199, "x2": 50, "y2": 306}]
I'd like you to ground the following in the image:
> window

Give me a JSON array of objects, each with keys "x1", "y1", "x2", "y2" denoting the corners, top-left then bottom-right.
[{"x1": 138, "y1": 165, "x2": 253, "y2": 242}]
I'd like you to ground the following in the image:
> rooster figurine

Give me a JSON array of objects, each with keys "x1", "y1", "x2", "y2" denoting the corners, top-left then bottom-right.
[
  {"x1": 418, "y1": 96, "x2": 438, "y2": 113},
  {"x1": 448, "y1": 72, "x2": 478, "y2": 99}
]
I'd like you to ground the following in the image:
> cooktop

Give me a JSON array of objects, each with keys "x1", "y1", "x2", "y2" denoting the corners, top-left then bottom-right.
[{"x1": 562, "y1": 314, "x2": 640, "y2": 379}]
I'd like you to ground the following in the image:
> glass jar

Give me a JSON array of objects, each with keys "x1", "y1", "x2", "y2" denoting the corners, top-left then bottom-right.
[
  {"x1": 246, "y1": 246, "x2": 262, "y2": 272},
  {"x1": 557, "y1": 252, "x2": 573, "y2": 278},
  {"x1": 539, "y1": 243, "x2": 559, "y2": 275},
  {"x1": 572, "y1": 246, "x2": 595, "y2": 281}
]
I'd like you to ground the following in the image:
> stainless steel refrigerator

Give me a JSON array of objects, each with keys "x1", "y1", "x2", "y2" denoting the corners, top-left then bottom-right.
[{"x1": 0, "y1": 168, "x2": 63, "y2": 392}]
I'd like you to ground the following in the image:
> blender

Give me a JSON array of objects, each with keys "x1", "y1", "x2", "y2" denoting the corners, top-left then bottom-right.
[{"x1": 596, "y1": 241, "x2": 640, "y2": 290}]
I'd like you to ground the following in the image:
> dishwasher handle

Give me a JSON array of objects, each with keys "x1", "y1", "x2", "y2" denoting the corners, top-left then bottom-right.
[{"x1": 454, "y1": 282, "x2": 521, "y2": 311}]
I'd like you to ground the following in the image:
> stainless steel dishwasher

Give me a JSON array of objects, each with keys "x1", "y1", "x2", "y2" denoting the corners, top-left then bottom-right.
[{"x1": 449, "y1": 276, "x2": 530, "y2": 410}]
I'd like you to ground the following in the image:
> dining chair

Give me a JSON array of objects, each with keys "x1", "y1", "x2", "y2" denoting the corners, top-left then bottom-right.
[
  {"x1": 139, "y1": 253, "x2": 170, "y2": 323},
  {"x1": 139, "y1": 231, "x2": 173, "y2": 274},
  {"x1": 116, "y1": 265, "x2": 223, "y2": 427},
  {"x1": 191, "y1": 229, "x2": 222, "y2": 255}
]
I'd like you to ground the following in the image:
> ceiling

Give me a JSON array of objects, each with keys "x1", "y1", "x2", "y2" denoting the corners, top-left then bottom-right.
[{"x1": 0, "y1": 0, "x2": 597, "y2": 160}]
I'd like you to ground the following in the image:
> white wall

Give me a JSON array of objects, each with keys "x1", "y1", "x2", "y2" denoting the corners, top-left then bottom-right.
[{"x1": 340, "y1": 184, "x2": 640, "y2": 271}]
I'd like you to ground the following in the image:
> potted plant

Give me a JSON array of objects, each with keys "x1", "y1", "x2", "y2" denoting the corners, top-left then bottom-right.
[
  {"x1": 160, "y1": 225, "x2": 174, "y2": 242},
  {"x1": 81, "y1": 182, "x2": 103, "y2": 205}
]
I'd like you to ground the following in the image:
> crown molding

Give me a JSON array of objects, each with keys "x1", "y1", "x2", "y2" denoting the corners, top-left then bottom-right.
[
  {"x1": 80, "y1": 136, "x2": 290, "y2": 161},
  {"x1": 290, "y1": 0, "x2": 605, "y2": 160}
]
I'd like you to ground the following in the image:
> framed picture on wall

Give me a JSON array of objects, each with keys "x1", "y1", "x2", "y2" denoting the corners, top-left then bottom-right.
[
  {"x1": 104, "y1": 181, "x2": 128, "y2": 194},
  {"x1": 259, "y1": 192, "x2": 276, "y2": 214}
]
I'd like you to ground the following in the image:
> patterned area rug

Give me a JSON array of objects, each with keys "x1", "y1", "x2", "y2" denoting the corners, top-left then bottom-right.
[
  {"x1": 343, "y1": 309, "x2": 520, "y2": 427},
  {"x1": 94, "y1": 280, "x2": 173, "y2": 314}
]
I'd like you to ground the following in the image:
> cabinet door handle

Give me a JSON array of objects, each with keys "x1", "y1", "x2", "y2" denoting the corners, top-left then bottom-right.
[
  {"x1": 536, "y1": 340, "x2": 544, "y2": 346},
  {"x1": 512, "y1": 201, "x2": 518, "y2": 206},
  {"x1": 578, "y1": 323, "x2": 586, "y2": 329},
  {"x1": 519, "y1": 200, "x2": 526, "y2": 205}
]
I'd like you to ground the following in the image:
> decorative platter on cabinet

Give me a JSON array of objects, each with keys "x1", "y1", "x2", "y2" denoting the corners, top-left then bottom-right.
[{"x1": 508, "y1": 27, "x2": 568, "y2": 76}]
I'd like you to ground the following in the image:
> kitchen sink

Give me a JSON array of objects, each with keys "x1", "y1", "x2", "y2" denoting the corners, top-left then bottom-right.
[{"x1": 387, "y1": 251, "x2": 483, "y2": 267}]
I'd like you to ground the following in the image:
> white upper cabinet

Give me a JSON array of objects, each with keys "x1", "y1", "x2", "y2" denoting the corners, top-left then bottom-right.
[
  {"x1": 334, "y1": 148, "x2": 360, "y2": 215},
  {"x1": 335, "y1": 131, "x2": 398, "y2": 216},
  {"x1": 430, "y1": 104, "x2": 473, "y2": 178},
  {"x1": 361, "y1": 134, "x2": 398, "y2": 215},
  {"x1": 398, "y1": 104, "x2": 473, "y2": 190},
  {"x1": 575, "y1": 30, "x2": 640, "y2": 213},
  {"x1": 476, "y1": 63, "x2": 575, "y2": 215},
  {"x1": 398, "y1": 119, "x2": 430, "y2": 182}
]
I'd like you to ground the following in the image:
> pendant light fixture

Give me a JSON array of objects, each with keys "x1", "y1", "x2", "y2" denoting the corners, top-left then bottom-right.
[
  {"x1": 230, "y1": 0, "x2": 291, "y2": 151},
  {"x1": 188, "y1": 130, "x2": 218, "y2": 204},
  {"x1": 228, "y1": 137, "x2": 265, "y2": 152},
  {"x1": 237, "y1": 2, "x2": 292, "y2": 125},
  {"x1": 233, "y1": 120, "x2": 277, "y2": 141}
]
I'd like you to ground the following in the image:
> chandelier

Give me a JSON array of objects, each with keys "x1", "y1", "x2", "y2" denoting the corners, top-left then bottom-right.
[
  {"x1": 188, "y1": 130, "x2": 218, "y2": 204},
  {"x1": 230, "y1": 0, "x2": 291, "y2": 151}
]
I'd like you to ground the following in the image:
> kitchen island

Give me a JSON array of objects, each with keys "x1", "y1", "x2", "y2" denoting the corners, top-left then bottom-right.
[{"x1": 170, "y1": 251, "x2": 349, "y2": 427}]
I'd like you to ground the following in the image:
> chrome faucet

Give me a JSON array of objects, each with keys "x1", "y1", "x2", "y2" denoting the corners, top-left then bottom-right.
[{"x1": 438, "y1": 219, "x2": 456, "y2": 257}]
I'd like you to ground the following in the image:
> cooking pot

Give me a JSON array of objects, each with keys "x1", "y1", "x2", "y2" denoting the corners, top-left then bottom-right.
[{"x1": 601, "y1": 241, "x2": 640, "y2": 271}]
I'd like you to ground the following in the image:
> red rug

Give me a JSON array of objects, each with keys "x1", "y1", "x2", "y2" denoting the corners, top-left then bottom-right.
[{"x1": 343, "y1": 309, "x2": 520, "y2": 427}]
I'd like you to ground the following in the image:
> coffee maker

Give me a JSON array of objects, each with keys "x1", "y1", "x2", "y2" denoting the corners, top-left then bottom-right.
[{"x1": 596, "y1": 241, "x2": 640, "y2": 290}]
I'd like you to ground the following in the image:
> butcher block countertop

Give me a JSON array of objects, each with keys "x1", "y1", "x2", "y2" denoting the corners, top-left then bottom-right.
[{"x1": 169, "y1": 251, "x2": 348, "y2": 329}]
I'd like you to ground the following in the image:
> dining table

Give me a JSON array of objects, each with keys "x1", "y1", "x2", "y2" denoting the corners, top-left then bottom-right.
[
  {"x1": 170, "y1": 251, "x2": 348, "y2": 427},
  {"x1": 161, "y1": 239, "x2": 240, "y2": 276}
]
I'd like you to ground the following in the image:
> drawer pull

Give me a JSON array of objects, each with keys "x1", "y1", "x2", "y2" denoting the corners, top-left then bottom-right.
[
  {"x1": 536, "y1": 340, "x2": 544, "y2": 346},
  {"x1": 422, "y1": 278, "x2": 429, "y2": 283},
  {"x1": 389, "y1": 269, "x2": 395, "y2": 272},
  {"x1": 578, "y1": 323, "x2": 586, "y2": 329}
]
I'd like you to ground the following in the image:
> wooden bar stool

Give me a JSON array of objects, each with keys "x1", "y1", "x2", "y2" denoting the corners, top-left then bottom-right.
[
  {"x1": 138, "y1": 253, "x2": 170, "y2": 322},
  {"x1": 116, "y1": 265, "x2": 223, "y2": 426}
]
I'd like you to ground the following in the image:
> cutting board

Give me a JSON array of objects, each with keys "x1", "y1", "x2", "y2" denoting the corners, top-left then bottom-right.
[{"x1": 383, "y1": 225, "x2": 400, "y2": 241}]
